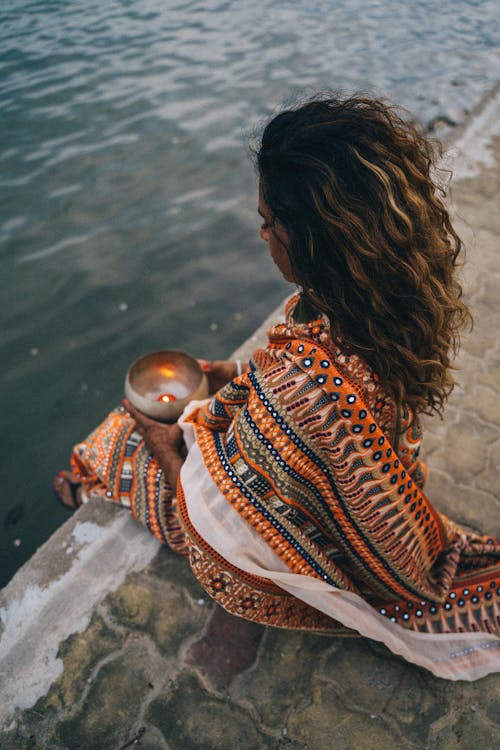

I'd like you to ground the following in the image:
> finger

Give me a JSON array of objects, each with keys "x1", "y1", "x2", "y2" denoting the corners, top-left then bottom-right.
[
  {"x1": 121, "y1": 399, "x2": 156, "y2": 428},
  {"x1": 121, "y1": 398, "x2": 134, "y2": 414},
  {"x1": 197, "y1": 359, "x2": 211, "y2": 372},
  {"x1": 122, "y1": 398, "x2": 142, "y2": 421}
]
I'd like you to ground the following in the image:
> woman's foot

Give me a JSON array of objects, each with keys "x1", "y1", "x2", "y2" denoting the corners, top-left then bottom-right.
[{"x1": 53, "y1": 470, "x2": 84, "y2": 510}]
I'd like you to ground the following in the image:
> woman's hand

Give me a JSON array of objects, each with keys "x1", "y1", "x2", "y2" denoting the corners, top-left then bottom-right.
[
  {"x1": 198, "y1": 359, "x2": 247, "y2": 394},
  {"x1": 122, "y1": 399, "x2": 185, "y2": 482}
]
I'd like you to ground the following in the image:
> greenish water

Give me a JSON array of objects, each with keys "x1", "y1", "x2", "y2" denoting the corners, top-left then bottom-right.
[{"x1": 1, "y1": 0, "x2": 499, "y2": 586}]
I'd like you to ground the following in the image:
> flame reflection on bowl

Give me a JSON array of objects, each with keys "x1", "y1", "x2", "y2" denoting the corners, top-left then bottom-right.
[
  {"x1": 157, "y1": 393, "x2": 177, "y2": 403},
  {"x1": 124, "y1": 350, "x2": 208, "y2": 421}
]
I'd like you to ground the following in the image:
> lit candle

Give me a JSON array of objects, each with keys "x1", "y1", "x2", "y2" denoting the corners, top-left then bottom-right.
[{"x1": 157, "y1": 393, "x2": 177, "y2": 403}]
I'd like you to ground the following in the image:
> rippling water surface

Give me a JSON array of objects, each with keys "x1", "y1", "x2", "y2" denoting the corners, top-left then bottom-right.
[{"x1": 1, "y1": 0, "x2": 499, "y2": 585}]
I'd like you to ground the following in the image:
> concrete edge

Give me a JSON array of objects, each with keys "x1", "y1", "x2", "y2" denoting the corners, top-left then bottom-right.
[{"x1": 442, "y1": 81, "x2": 500, "y2": 180}]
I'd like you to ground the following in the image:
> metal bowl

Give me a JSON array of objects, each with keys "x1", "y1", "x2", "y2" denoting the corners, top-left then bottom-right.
[{"x1": 124, "y1": 350, "x2": 209, "y2": 422}]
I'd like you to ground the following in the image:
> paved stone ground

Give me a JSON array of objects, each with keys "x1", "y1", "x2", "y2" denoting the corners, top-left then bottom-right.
[{"x1": 1, "y1": 121, "x2": 500, "y2": 749}]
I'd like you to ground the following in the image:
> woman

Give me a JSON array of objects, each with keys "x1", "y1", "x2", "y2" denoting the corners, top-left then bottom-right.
[{"x1": 55, "y1": 95, "x2": 500, "y2": 680}]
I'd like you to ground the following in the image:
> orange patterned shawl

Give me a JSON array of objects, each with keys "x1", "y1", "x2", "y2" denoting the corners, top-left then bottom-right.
[{"x1": 180, "y1": 296, "x2": 500, "y2": 638}]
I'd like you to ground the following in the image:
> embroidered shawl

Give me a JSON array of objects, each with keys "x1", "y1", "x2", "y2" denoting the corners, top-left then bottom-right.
[{"x1": 183, "y1": 299, "x2": 500, "y2": 639}]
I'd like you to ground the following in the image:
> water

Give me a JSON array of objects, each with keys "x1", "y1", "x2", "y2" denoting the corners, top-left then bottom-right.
[{"x1": 1, "y1": 0, "x2": 499, "y2": 587}]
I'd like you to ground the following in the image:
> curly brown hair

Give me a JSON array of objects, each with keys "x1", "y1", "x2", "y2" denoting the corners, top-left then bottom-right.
[{"x1": 256, "y1": 94, "x2": 472, "y2": 419}]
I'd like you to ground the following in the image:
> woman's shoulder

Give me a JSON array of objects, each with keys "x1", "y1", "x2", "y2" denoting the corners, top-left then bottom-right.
[
  {"x1": 254, "y1": 332, "x2": 426, "y2": 486},
  {"x1": 260, "y1": 320, "x2": 399, "y2": 444}
]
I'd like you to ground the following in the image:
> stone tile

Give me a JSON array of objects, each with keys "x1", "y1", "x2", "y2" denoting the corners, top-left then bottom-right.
[
  {"x1": 286, "y1": 678, "x2": 411, "y2": 750},
  {"x1": 486, "y1": 698, "x2": 500, "y2": 725},
  {"x1": 425, "y1": 411, "x2": 497, "y2": 489},
  {"x1": 37, "y1": 613, "x2": 123, "y2": 713},
  {"x1": 425, "y1": 468, "x2": 499, "y2": 535},
  {"x1": 476, "y1": 438, "x2": 500, "y2": 497},
  {"x1": 108, "y1": 581, "x2": 154, "y2": 628},
  {"x1": 187, "y1": 605, "x2": 264, "y2": 691},
  {"x1": 51, "y1": 638, "x2": 154, "y2": 750},
  {"x1": 429, "y1": 709, "x2": 500, "y2": 750},
  {"x1": 129, "y1": 724, "x2": 170, "y2": 750},
  {"x1": 231, "y1": 628, "x2": 337, "y2": 729},
  {"x1": 458, "y1": 671, "x2": 500, "y2": 726},
  {"x1": 319, "y1": 640, "x2": 450, "y2": 746},
  {"x1": 0, "y1": 729, "x2": 43, "y2": 750},
  {"x1": 463, "y1": 388, "x2": 500, "y2": 426},
  {"x1": 147, "y1": 672, "x2": 275, "y2": 749},
  {"x1": 480, "y1": 350, "x2": 500, "y2": 392},
  {"x1": 106, "y1": 569, "x2": 208, "y2": 655},
  {"x1": 151, "y1": 588, "x2": 207, "y2": 656}
]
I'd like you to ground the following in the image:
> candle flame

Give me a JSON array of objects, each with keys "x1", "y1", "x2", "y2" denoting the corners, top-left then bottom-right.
[
  {"x1": 158, "y1": 366, "x2": 175, "y2": 377},
  {"x1": 157, "y1": 393, "x2": 176, "y2": 403}
]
